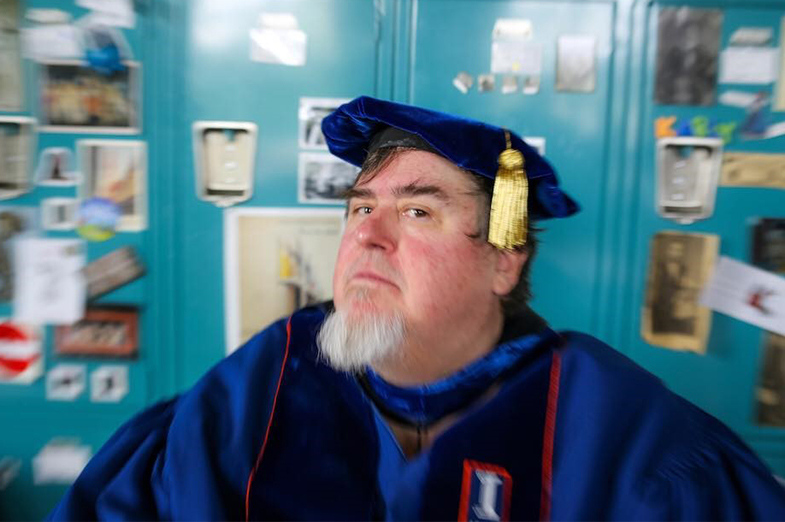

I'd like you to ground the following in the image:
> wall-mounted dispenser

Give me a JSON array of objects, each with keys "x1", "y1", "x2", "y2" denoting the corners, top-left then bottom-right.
[
  {"x1": 656, "y1": 137, "x2": 723, "y2": 224},
  {"x1": 193, "y1": 121, "x2": 258, "y2": 207}
]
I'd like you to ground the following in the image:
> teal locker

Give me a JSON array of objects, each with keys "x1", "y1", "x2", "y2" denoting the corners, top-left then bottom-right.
[
  {"x1": 1, "y1": 0, "x2": 785, "y2": 519},
  {"x1": 621, "y1": 0, "x2": 785, "y2": 479}
]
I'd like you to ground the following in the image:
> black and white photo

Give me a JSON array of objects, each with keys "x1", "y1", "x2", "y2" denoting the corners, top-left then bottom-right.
[{"x1": 298, "y1": 152, "x2": 359, "y2": 204}]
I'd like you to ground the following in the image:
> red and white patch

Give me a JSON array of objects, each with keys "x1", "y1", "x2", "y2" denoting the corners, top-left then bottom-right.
[
  {"x1": 458, "y1": 460, "x2": 512, "y2": 522},
  {"x1": 0, "y1": 321, "x2": 43, "y2": 384}
]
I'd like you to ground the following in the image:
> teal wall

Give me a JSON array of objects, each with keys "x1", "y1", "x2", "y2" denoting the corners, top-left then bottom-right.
[{"x1": 1, "y1": 0, "x2": 784, "y2": 519}]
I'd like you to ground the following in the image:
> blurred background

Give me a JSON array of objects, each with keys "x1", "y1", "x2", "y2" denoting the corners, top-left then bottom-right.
[{"x1": 1, "y1": 0, "x2": 784, "y2": 518}]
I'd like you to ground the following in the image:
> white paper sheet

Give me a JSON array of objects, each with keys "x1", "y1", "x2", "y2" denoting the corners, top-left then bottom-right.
[
  {"x1": 720, "y1": 47, "x2": 780, "y2": 84},
  {"x1": 21, "y1": 24, "x2": 82, "y2": 60},
  {"x1": 699, "y1": 256, "x2": 785, "y2": 336},
  {"x1": 13, "y1": 239, "x2": 86, "y2": 325},
  {"x1": 32, "y1": 440, "x2": 91, "y2": 484},
  {"x1": 765, "y1": 121, "x2": 785, "y2": 139},
  {"x1": 76, "y1": 0, "x2": 134, "y2": 28},
  {"x1": 719, "y1": 90, "x2": 758, "y2": 108},
  {"x1": 250, "y1": 13, "x2": 306, "y2": 66},
  {"x1": 730, "y1": 27, "x2": 773, "y2": 46}
]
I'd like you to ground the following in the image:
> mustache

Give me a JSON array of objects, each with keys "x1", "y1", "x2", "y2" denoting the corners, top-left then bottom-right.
[{"x1": 343, "y1": 254, "x2": 402, "y2": 287}]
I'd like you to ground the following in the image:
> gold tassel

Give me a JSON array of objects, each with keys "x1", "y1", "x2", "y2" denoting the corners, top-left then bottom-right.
[{"x1": 488, "y1": 130, "x2": 528, "y2": 250}]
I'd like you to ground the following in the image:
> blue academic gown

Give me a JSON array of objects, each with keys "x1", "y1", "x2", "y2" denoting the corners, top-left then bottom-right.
[{"x1": 48, "y1": 305, "x2": 785, "y2": 521}]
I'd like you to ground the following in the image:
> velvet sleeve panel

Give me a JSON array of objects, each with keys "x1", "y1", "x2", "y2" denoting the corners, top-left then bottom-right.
[
  {"x1": 631, "y1": 410, "x2": 785, "y2": 521},
  {"x1": 552, "y1": 331, "x2": 785, "y2": 521},
  {"x1": 47, "y1": 317, "x2": 292, "y2": 521}
]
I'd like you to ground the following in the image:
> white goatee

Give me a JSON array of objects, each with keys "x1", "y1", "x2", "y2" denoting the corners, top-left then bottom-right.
[{"x1": 316, "y1": 300, "x2": 406, "y2": 373}]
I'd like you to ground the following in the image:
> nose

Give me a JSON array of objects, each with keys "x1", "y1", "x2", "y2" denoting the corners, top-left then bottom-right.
[{"x1": 355, "y1": 207, "x2": 397, "y2": 252}]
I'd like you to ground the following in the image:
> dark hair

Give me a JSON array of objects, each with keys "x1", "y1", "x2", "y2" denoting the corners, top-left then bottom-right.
[{"x1": 350, "y1": 146, "x2": 539, "y2": 317}]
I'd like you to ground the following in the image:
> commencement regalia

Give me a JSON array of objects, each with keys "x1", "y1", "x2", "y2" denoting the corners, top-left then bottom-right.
[{"x1": 49, "y1": 305, "x2": 785, "y2": 521}]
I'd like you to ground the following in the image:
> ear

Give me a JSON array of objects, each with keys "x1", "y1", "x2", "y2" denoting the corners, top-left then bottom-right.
[{"x1": 492, "y1": 248, "x2": 528, "y2": 297}]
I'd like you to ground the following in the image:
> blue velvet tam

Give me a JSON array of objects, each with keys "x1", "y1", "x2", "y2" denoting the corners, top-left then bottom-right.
[{"x1": 321, "y1": 96, "x2": 579, "y2": 220}]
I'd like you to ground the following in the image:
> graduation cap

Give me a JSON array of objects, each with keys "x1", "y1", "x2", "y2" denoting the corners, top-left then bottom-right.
[{"x1": 321, "y1": 96, "x2": 579, "y2": 250}]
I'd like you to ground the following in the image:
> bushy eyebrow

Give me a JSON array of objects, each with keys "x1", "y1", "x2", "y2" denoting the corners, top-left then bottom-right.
[{"x1": 342, "y1": 182, "x2": 450, "y2": 202}]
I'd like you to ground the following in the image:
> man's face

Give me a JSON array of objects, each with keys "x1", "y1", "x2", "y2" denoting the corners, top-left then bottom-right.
[{"x1": 333, "y1": 150, "x2": 501, "y2": 338}]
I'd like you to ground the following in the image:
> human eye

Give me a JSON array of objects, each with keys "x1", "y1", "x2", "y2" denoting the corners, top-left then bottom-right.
[
  {"x1": 403, "y1": 207, "x2": 429, "y2": 219},
  {"x1": 349, "y1": 203, "x2": 373, "y2": 216}
]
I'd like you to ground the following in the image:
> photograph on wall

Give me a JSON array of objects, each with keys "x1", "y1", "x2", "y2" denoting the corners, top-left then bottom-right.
[
  {"x1": 38, "y1": 61, "x2": 140, "y2": 133},
  {"x1": 224, "y1": 208, "x2": 344, "y2": 353},
  {"x1": 0, "y1": 116, "x2": 35, "y2": 199},
  {"x1": 90, "y1": 365, "x2": 128, "y2": 403},
  {"x1": 45, "y1": 364, "x2": 86, "y2": 401},
  {"x1": 777, "y1": 17, "x2": 785, "y2": 110},
  {"x1": 298, "y1": 97, "x2": 348, "y2": 149},
  {"x1": 752, "y1": 218, "x2": 785, "y2": 274},
  {"x1": 84, "y1": 246, "x2": 144, "y2": 300},
  {"x1": 78, "y1": 139, "x2": 147, "y2": 231},
  {"x1": 41, "y1": 198, "x2": 78, "y2": 231},
  {"x1": 0, "y1": 0, "x2": 23, "y2": 110},
  {"x1": 0, "y1": 320, "x2": 43, "y2": 384},
  {"x1": 0, "y1": 206, "x2": 37, "y2": 303},
  {"x1": 298, "y1": 152, "x2": 359, "y2": 204},
  {"x1": 641, "y1": 231, "x2": 719, "y2": 353},
  {"x1": 555, "y1": 35, "x2": 597, "y2": 93},
  {"x1": 36, "y1": 147, "x2": 78, "y2": 186},
  {"x1": 54, "y1": 306, "x2": 139, "y2": 358},
  {"x1": 654, "y1": 7, "x2": 722, "y2": 106},
  {"x1": 755, "y1": 333, "x2": 785, "y2": 427},
  {"x1": 721, "y1": 152, "x2": 785, "y2": 189}
]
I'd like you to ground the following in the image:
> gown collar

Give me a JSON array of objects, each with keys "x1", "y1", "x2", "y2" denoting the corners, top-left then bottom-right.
[{"x1": 358, "y1": 309, "x2": 553, "y2": 427}]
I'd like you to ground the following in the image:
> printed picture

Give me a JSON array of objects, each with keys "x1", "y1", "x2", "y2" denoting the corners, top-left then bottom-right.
[
  {"x1": 756, "y1": 333, "x2": 785, "y2": 427},
  {"x1": 41, "y1": 198, "x2": 78, "y2": 231},
  {"x1": 642, "y1": 231, "x2": 719, "y2": 353},
  {"x1": 752, "y1": 218, "x2": 785, "y2": 274},
  {"x1": 224, "y1": 208, "x2": 344, "y2": 353},
  {"x1": 654, "y1": 7, "x2": 722, "y2": 106},
  {"x1": 55, "y1": 307, "x2": 139, "y2": 358},
  {"x1": 555, "y1": 35, "x2": 597, "y2": 93},
  {"x1": 0, "y1": 117, "x2": 35, "y2": 198},
  {"x1": 0, "y1": 206, "x2": 37, "y2": 302},
  {"x1": 84, "y1": 246, "x2": 144, "y2": 300},
  {"x1": 36, "y1": 148, "x2": 78, "y2": 186},
  {"x1": 39, "y1": 61, "x2": 140, "y2": 133},
  {"x1": 721, "y1": 152, "x2": 785, "y2": 189},
  {"x1": 298, "y1": 98, "x2": 348, "y2": 149},
  {"x1": 298, "y1": 152, "x2": 359, "y2": 204},
  {"x1": 0, "y1": 0, "x2": 22, "y2": 110},
  {"x1": 78, "y1": 140, "x2": 147, "y2": 231}
]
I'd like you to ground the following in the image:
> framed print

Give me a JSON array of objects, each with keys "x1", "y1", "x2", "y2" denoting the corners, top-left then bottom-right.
[
  {"x1": 36, "y1": 147, "x2": 78, "y2": 186},
  {"x1": 0, "y1": 206, "x2": 37, "y2": 303},
  {"x1": 641, "y1": 231, "x2": 719, "y2": 353},
  {"x1": 297, "y1": 152, "x2": 359, "y2": 204},
  {"x1": 38, "y1": 60, "x2": 140, "y2": 133},
  {"x1": 0, "y1": 0, "x2": 23, "y2": 110},
  {"x1": 41, "y1": 198, "x2": 78, "y2": 231},
  {"x1": 555, "y1": 35, "x2": 597, "y2": 93},
  {"x1": 54, "y1": 306, "x2": 139, "y2": 358},
  {"x1": 84, "y1": 246, "x2": 144, "y2": 299},
  {"x1": 756, "y1": 333, "x2": 785, "y2": 427},
  {"x1": 751, "y1": 218, "x2": 785, "y2": 274},
  {"x1": 0, "y1": 116, "x2": 36, "y2": 199},
  {"x1": 298, "y1": 97, "x2": 348, "y2": 149},
  {"x1": 224, "y1": 208, "x2": 344, "y2": 354},
  {"x1": 78, "y1": 139, "x2": 147, "y2": 231},
  {"x1": 654, "y1": 7, "x2": 722, "y2": 106}
]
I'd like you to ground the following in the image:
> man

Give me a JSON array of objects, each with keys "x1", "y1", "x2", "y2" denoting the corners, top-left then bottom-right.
[{"x1": 49, "y1": 96, "x2": 785, "y2": 521}]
